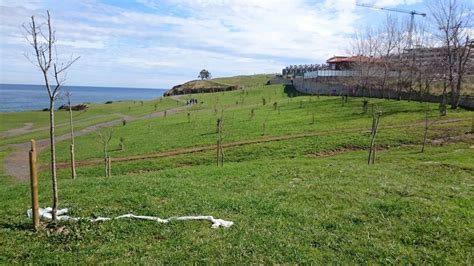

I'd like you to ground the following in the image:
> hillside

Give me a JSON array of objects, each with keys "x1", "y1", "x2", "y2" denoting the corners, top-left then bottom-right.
[
  {"x1": 164, "y1": 74, "x2": 275, "y2": 96},
  {"x1": 164, "y1": 79, "x2": 240, "y2": 96},
  {"x1": 0, "y1": 74, "x2": 473, "y2": 263}
]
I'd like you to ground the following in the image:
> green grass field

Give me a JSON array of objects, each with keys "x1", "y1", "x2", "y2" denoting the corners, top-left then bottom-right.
[
  {"x1": 0, "y1": 75, "x2": 473, "y2": 263},
  {"x1": 0, "y1": 97, "x2": 178, "y2": 146}
]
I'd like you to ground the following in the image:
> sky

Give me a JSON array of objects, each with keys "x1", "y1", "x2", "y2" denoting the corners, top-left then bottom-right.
[{"x1": 0, "y1": 0, "x2": 452, "y2": 89}]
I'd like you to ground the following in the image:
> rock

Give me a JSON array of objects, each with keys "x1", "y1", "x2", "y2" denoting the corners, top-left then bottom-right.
[{"x1": 58, "y1": 104, "x2": 88, "y2": 111}]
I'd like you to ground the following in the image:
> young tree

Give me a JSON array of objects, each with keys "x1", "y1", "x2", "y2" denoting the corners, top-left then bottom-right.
[
  {"x1": 97, "y1": 128, "x2": 114, "y2": 177},
  {"x1": 65, "y1": 91, "x2": 77, "y2": 179},
  {"x1": 216, "y1": 117, "x2": 224, "y2": 166},
  {"x1": 23, "y1": 11, "x2": 80, "y2": 220}
]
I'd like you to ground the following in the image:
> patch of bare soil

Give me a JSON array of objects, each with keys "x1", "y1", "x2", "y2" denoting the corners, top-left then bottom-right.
[{"x1": 429, "y1": 133, "x2": 474, "y2": 145}]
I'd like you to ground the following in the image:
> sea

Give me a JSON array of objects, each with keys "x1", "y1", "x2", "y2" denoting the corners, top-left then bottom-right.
[{"x1": 0, "y1": 84, "x2": 167, "y2": 112}]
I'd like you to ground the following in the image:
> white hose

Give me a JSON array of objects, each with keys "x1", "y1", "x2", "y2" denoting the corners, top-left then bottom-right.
[{"x1": 27, "y1": 207, "x2": 233, "y2": 229}]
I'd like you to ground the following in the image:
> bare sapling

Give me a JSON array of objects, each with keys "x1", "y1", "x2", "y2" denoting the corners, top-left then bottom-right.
[
  {"x1": 421, "y1": 111, "x2": 429, "y2": 153},
  {"x1": 119, "y1": 137, "x2": 125, "y2": 151},
  {"x1": 65, "y1": 91, "x2": 77, "y2": 179},
  {"x1": 97, "y1": 128, "x2": 114, "y2": 177},
  {"x1": 311, "y1": 113, "x2": 315, "y2": 125},
  {"x1": 421, "y1": 110, "x2": 440, "y2": 153},
  {"x1": 368, "y1": 110, "x2": 382, "y2": 164},
  {"x1": 362, "y1": 100, "x2": 369, "y2": 114},
  {"x1": 24, "y1": 10, "x2": 80, "y2": 220},
  {"x1": 29, "y1": 140, "x2": 39, "y2": 229},
  {"x1": 216, "y1": 117, "x2": 224, "y2": 166}
]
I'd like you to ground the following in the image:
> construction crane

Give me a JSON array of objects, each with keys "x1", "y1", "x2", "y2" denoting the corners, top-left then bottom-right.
[{"x1": 356, "y1": 2, "x2": 427, "y2": 48}]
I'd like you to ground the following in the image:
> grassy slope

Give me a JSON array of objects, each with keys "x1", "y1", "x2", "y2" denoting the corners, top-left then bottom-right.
[
  {"x1": 0, "y1": 75, "x2": 473, "y2": 263},
  {"x1": 0, "y1": 97, "x2": 178, "y2": 146}
]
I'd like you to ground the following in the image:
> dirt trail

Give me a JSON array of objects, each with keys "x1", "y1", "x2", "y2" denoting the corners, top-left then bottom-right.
[
  {"x1": 43, "y1": 118, "x2": 471, "y2": 172},
  {"x1": 4, "y1": 100, "x2": 189, "y2": 181},
  {"x1": 1, "y1": 113, "x2": 136, "y2": 139},
  {"x1": 2, "y1": 123, "x2": 34, "y2": 137}
]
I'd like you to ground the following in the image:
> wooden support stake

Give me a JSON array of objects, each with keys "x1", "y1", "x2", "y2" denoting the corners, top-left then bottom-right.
[
  {"x1": 107, "y1": 156, "x2": 112, "y2": 177},
  {"x1": 29, "y1": 139, "x2": 39, "y2": 229},
  {"x1": 70, "y1": 143, "x2": 76, "y2": 179}
]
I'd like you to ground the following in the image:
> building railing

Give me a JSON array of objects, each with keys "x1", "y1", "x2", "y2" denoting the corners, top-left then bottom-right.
[{"x1": 304, "y1": 70, "x2": 358, "y2": 78}]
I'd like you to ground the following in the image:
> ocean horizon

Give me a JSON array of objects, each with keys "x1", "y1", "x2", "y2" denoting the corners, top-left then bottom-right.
[{"x1": 0, "y1": 84, "x2": 167, "y2": 112}]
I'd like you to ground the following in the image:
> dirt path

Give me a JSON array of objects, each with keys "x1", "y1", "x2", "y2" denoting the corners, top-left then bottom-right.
[
  {"x1": 4, "y1": 100, "x2": 189, "y2": 181},
  {"x1": 43, "y1": 118, "x2": 471, "y2": 172},
  {"x1": 2, "y1": 123, "x2": 34, "y2": 137}
]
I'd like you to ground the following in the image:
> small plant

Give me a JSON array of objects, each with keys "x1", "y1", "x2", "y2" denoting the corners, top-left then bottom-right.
[
  {"x1": 439, "y1": 102, "x2": 447, "y2": 116},
  {"x1": 362, "y1": 100, "x2": 369, "y2": 114},
  {"x1": 216, "y1": 117, "x2": 224, "y2": 166},
  {"x1": 154, "y1": 104, "x2": 158, "y2": 111},
  {"x1": 164, "y1": 110, "x2": 167, "y2": 118},
  {"x1": 311, "y1": 113, "x2": 315, "y2": 125},
  {"x1": 119, "y1": 137, "x2": 125, "y2": 151},
  {"x1": 262, "y1": 97, "x2": 266, "y2": 106},
  {"x1": 250, "y1": 108, "x2": 255, "y2": 119},
  {"x1": 368, "y1": 109, "x2": 382, "y2": 165},
  {"x1": 122, "y1": 119, "x2": 127, "y2": 126},
  {"x1": 140, "y1": 100, "x2": 144, "y2": 106},
  {"x1": 273, "y1": 102, "x2": 278, "y2": 110},
  {"x1": 187, "y1": 112, "x2": 191, "y2": 123},
  {"x1": 97, "y1": 128, "x2": 113, "y2": 177}
]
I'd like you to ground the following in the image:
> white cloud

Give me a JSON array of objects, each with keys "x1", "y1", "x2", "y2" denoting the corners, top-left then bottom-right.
[{"x1": 0, "y1": 0, "x2": 429, "y2": 88}]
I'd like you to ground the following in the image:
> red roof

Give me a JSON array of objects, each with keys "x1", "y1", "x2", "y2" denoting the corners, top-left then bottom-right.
[{"x1": 327, "y1": 55, "x2": 377, "y2": 63}]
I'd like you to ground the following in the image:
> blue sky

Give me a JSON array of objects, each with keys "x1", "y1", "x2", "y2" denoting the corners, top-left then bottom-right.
[{"x1": 0, "y1": 0, "x2": 457, "y2": 89}]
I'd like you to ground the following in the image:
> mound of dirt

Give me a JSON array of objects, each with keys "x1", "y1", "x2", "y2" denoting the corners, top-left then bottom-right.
[
  {"x1": 58, "y1": 104, "x2": 88, "y2": 111},
  {"x1": 164, "y1": 80, "x2": 240, "y2": 96}
]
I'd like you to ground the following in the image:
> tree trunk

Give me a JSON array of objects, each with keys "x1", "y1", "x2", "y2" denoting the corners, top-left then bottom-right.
[
  {"x1": 450, "y1": 81, "x2": 458, "y2": 109},
  {"x1": 104, "y1": 145, "x2": 108, "y2": 177},
  {"x1": 49, "y1": 100, "x2": 58, "y2": 220},
  {"x1": 421, "y1": 112, "x2": 428, "y2": 153},
  {"x1": 68, "y1": 97, "x2": 76, "y2": 179},
  {"x1": 70, "y1": 144, "x2": 76, "y2": 178}
]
